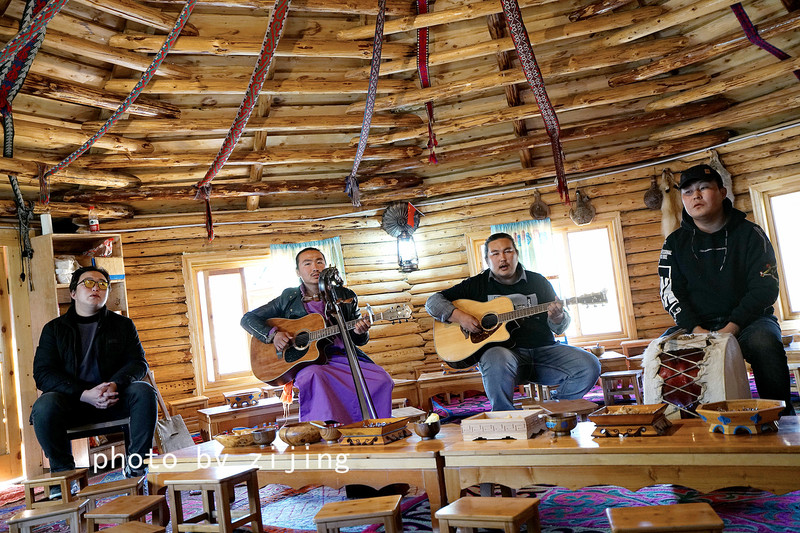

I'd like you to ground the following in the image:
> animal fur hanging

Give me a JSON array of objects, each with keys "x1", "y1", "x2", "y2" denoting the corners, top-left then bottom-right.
[
  {"x1": 707, "y1": 149, "x2": 734, "y2": 203},
  {"x1": 660, "y1": 168, "x2": 682, "y2": 237}
]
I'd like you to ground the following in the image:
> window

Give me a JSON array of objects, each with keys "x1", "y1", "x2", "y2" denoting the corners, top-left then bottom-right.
[
  {"x1": 750, "y1": 176, "x2": 800, "y2": 325},
  {"x1": 183, "y1": 238, "x2": 346, "y2": 395},
  {"x1": 468, "y1": 213, "x2": 635, "y2": 343}
]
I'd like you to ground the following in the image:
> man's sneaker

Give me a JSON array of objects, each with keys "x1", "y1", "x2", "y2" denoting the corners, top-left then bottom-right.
[
  {"x1": 124, "y1": 464, "x2": 148, "y2": 479},
  {"x1": 47, "y1": 484, "x2": 62, "y2": 500}
]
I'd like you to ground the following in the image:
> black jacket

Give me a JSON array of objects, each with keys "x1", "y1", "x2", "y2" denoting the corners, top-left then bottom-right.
[
  {"x1": 658, "y1": 198, "x2": 779, "y2": 331},
  {"x1": 33, "y1": 305, "x2": 148, "y2": 398}
]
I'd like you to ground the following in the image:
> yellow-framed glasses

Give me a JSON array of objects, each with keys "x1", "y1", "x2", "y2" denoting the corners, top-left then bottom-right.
[{"x1": 79, "y1": 279, "x2": 109, "y2": 290}]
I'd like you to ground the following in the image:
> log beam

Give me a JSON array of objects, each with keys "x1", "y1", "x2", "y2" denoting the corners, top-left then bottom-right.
[
  {"x1": 81, "y1": 113, "x2": 423, "y2": 135},
  {"x1": 72, "y1": 0, "x2": 199, "y2": 36},
  {"x1": 14, "y1": 118, "x2": 153, "y2": 153},
  {"x1": 109, "y1": 34, "x2": 415, "y2": 59},
  {"x1": 569, "y1": 0, "x2": 637, "y2": 21},
  {"x1": 0, "y1": 156, "x2": 141, "y2": 187},
  {"x1": 60, "y1": 175, "x2": 423, "y2": 202},
  {"x1": 103, "y1": 78, "x2": 415, "y2": 95},
  {"x1": 22, "y1": 73, "x2": 182, "y2": 119},
  {"x1": 0, "y1": 200, "x2": 133, "y2": 218},
  {"x1": 145, "y1": 0, "x2": 415, "y2": 16}
]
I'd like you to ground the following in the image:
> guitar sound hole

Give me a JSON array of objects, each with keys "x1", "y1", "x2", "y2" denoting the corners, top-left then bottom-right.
[
  {"x1": 294, "y1": 331, "x2": 310, "y2": 350},
  {"x1": 480, "y1": 314, "x2": 498, "y2": 330}
]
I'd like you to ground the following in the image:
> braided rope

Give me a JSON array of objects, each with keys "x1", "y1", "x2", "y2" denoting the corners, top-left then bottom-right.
[
  {"x1": 42, "y1": 0, "x2": 197, "y2": 188},
  {"x1": 416, "y1": 0, "x2": 437, "y2": 164},
  {"x1": 0, "y1": 0, "x2": 68, "y2": 68},
  {"x1": 196, "y1": 0, "x2": 292, "y2": 190},
  {"x1": 344, "y1": 0, "x2": 387, "y2": 207},
  {"x1": 730, "y1": 3, "x2": 800, "y2": 81},
  {"x1": 501, "y1": 0, "x2": 569, "y2": 204}
]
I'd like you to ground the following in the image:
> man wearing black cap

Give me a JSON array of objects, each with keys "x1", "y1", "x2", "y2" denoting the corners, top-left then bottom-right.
[{"x1": 658, "y1": 163, "x2": 795, "y2": 415}]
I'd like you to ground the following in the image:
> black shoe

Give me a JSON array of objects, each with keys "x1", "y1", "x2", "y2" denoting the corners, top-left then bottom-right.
[
  {"x1": 124, "y1": 465, "x2": 149, "y2": 479},
  {"x1": 48, "y1": 485, "x2": 62, "y2": 500},
  {"x1": 345, "y1": 484, "x2": 380, "y2": 499}
]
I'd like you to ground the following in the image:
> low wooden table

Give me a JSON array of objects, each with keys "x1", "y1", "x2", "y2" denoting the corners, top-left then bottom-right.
[
  {"x1": 392, "y1": 378, "x2": 420, "y2": 409},
  {"x1": 442, "y1": 416, "x2": 800, "y2": 502},
  {"x1": 147, "y1": 428, "x2": 456, "y2": 529},
  {"x1": 598, "y1": 351, "x2": 628, "y2": 373},
  {"x1": 197, "y1": 397, "x2": 286, "y2": 441},
  {"x1": 417, "y1": 371, "x2": 485, "y2": 412},
  {"x1": 519, "y1": 399, "x2": 600, "y2": 421}
]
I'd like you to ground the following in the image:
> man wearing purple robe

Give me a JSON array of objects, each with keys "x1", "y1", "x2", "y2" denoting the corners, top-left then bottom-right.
[{"x1": 241, "y1": 247, "x2": 393, "y2": 424}]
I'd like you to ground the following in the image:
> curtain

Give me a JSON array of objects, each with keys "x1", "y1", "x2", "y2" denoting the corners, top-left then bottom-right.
[
  {"x1": 491, "y1": 219, "x2": 555, "y2": 276},
  {"x1": 269, "y1": 237, "x2": 346, "y2": 289}
]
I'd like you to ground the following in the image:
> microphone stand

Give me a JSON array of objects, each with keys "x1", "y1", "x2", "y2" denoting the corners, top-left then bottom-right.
[{"x1": 319, "y1": 267, "x2": 378, "y2": 420}]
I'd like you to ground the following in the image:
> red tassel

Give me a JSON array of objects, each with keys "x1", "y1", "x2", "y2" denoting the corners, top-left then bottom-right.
[{"x1": 407, "y1": 202, "x2": 417, "y2": 227}]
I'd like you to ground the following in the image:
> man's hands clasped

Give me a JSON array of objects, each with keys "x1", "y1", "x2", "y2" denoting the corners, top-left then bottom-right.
[{"x1": 81, "y1": 382, "x2": 119, "y2": 409}]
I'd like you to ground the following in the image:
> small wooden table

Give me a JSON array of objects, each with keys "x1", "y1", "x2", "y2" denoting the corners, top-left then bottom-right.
[
  {"x1": 441, "y1": 416, "x2": 800, "y2": 502},
  {"x1": 417, "y1": 371, "x2": 485, "y2": 411},
  {"x1": 519, "y1": 399, "x2": 600, "y2": 421},
  {"x1": 598, "y1": 351, "x2": 628, "y2": 373},
  {"x1": 147, "y1": 428, "x2": 456, "y2": 529},
  {"x1": 197, "y1": 397, "x2": 286, "y2": 441},
  {"x1": 392, "y1": 378, "x2": 420, "y2": 409}
]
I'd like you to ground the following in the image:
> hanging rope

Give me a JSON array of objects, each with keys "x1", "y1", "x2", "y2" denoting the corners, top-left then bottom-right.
[
  {"x1": 501, "y1": 0, "x2": 569, "y2": 204},
  {"x1": 0, "y1": 0, "x2": 68, "y2": 68},
  {"x1": 416, "y1": 0, "x2": 437, "y2": 164},
  {"x1": 195, "y1": 0, "x2": 292, "y2": 241},
  {"x1": 730, "y1": 3, "x2": 800, "y2": 81},
  {"x1": 344, "y1": 0, "x2": 387, "y2": 207},
  {"x1": 42, "y1": 0, "x2": 197, "y2": 190},
  {"x1": 0, "y1": 0, "x2": 52, "y2": 287}
]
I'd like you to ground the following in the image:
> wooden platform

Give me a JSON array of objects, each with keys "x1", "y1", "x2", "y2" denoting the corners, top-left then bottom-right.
[{"x1": 197, "y1": 397, "x2": 288, "y2": 441}]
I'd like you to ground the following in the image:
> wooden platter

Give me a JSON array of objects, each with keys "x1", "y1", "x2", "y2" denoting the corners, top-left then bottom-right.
[
  {"x1": 589, "y1": 403, "x2": 672, "y2": 437},
  {"x1": 337, "y1": 417, "x2": 411, "y2": 445},
  {"x1": 696, "y1": 399, "x2": 784, "y2": 435}
]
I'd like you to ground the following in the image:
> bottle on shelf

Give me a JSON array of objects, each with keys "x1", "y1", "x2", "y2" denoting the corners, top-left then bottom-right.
[{"x1": 88, "y1": 205, "x2": 100, "y2": 232}]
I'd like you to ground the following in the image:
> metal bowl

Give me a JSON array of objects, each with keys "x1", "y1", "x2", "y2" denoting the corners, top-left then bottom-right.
[{"x1": 540, "y1": 412, "x2": 578, "y2": 436}]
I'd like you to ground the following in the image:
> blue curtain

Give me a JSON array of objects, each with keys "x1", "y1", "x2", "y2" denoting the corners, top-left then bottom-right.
[
  {"x1": 269, "y1": 237, "x2": 346, "y2": 288},
  {"x1": 491, "y1": 219, "x2": 554, "y2": 275}
]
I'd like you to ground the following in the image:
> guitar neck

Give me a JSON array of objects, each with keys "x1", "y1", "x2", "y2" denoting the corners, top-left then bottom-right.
[
  {"x1": 497, "y1": 296, "x2": 579, "y2": 324},
  {"x1": 311, "y1": 314, "x2": 381, "y2": 342}
]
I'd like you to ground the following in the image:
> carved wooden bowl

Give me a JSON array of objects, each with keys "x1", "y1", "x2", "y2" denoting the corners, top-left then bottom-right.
[
  {"x1": 278, "y1": 422, "x2": 322, "y2": 446},
  {"x1": 413, "y1": 421, "x2": 441, "y2": 439}
]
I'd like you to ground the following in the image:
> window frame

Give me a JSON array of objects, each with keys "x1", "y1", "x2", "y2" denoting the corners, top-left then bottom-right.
[
  {"x1": 183, "y1": 251, "x2": 271, "y2": 397},
  {"x1": 749, "y1": 175, "x2": 800, "y2": 328},
  {"x1": 465, "y1": 212, "x2": 636, "y2": 343}
]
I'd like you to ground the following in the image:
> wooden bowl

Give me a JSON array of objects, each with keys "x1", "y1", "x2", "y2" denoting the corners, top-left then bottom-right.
[
  {"x1": 782, "y1": 335, "x2": 793, "y2": 347},
  {"x1": 213, "y1": 432, "x2": 254, "y2": 448},
  {"x1": 696, "y1": 399, "x2": 785, "y2": 434},
  {"x1": 540, "y1": 412, "x2": 578, "y2": 436},
  {"x1": 278, "y1": 422, "x2": 322, "y2": 446},
  {"x1": 413, "y1": 421, "x2": 441, "y2": 439},
  {"x1": 589, "y1": 345, "x2": 605, "y2": 356},
  {"x1": 319, "y1": 425, "x2": 342, "y2": 444}
]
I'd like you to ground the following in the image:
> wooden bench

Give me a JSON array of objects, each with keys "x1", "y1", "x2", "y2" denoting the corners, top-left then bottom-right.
[
  {"x1": 8, "y1": 499, "x2": 88, "y2": 533},
  {"x1": 85, "y1": 495, "x2": 168, "y2": 532},
  {"x1": 416, "y1": 371, "x2": 485, "y2": 411},
  {"x1": 601, "y1": 370, "x2": 643, "y2": 405},
  {"x1": 605, "y1": 502, "x2": 723, "y2": 532},
  {"x1": 197, "y1": 396, "x2": 287, "y2": 441},
  {"x1": 392, "y1": 378, "x2": 420, "y2": 408},
  {"x1": 22, "y1": 468, "x2": 89, "y2": 508},
  {"x1": 167, "y1": 396, "x2": 209, "y2": 434},
  {"x1": 435, "y1": 496, "x2": 541, "y2": 533},
  {"x1": 76, "y1": 476, "x2": 145, "y2": 510},
  {"x1": 314, "y1": 495, "x2": 402, "y2": 533}
]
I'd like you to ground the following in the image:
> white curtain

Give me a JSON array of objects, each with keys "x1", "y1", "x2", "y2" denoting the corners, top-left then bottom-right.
[
  {"x1": 491, "y1": 218, "x2": 555, "y2": 275},
  {"x1": 269, "y1": 237, "x2": 346, "y2": 289}
]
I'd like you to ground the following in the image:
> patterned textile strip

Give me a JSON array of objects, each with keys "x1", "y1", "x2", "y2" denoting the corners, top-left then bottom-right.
[
  {"x1": 500, "y1": 0, "x2": 569, "y2": 204},
  {"x1": 195, "y1": 0, "x2": 292, "y2": 241},
  {"x1": 730, "y1": 3, "x2": 800, "y2": 81},
  {"x1": 42, "y1": 0, "x2": 198, "y2": 194},
  {"x1": 0, "y1": 0, "x2": 51, "y2": 286},
  {"x1": 416, "y1": 0, "x2": 437, "y2": 164},
  {"x1": 0, "y1": 0, "x2": 68, "y2": 68},
  {"x1": 344, "y1": 0, "x2": 387, "y2": 207}
]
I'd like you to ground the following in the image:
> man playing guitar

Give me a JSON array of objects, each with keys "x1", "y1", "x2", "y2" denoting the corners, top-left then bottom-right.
[
  {"x1": 241, "y1": 247, "x2": 393, "y2": 424},
  {"x1": 425, "y1": 232, "x2": 601, "y2": 411}
]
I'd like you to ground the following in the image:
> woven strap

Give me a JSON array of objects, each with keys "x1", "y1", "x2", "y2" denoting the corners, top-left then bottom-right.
[
  {"x1": 196, "y1": 0, "x2": 292, "y2": 191},
  {"x1": 730, "y1": 3, "x2": 800, "y2": 81},
  {"x1": 344, "y1": 0, "x2": 387, "y2": 207},
  {"x1": 0, "y1": 0, "x2": 68, "y2": 68},
  {"x1": 43, "y1": 0, "x2": 197, "y2": 190},
  {"x1": 501, "y1": 0, "x2": 569, "y2": 204},
  {"x1": 416, "y1": 0, "x2": 437, "y2": 164}
]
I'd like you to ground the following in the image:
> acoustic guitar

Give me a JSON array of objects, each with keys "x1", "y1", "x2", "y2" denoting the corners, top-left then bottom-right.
[
  {"x1": 249, "y1": 304, "x2": 413, "y2": 385},
  {"x1": 433, "y1": 291, "x2": 608, "y2": 369}
]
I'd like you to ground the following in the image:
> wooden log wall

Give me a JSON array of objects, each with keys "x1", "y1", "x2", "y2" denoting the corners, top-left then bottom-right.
[{"x1": 106, "y1": 123, "x2": 800, "y2": 404}]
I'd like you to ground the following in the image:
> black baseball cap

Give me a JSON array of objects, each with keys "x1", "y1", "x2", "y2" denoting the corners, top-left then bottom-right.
[{"x1": 676, "y1": 164, "x2": 723, "y2": 190}]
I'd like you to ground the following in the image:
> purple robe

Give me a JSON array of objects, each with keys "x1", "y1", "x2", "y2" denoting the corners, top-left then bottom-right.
[{"x1": 294, "y1": 299, "x2": 393, "y2": 424}]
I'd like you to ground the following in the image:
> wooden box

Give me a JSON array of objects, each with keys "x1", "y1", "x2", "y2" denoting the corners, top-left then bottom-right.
[
  {"x1": 461, "y1": 409, "x2": 546, "y2": 440},
  {"x1": 91, "y1": 256, "x2": 125, "y2": 278}
]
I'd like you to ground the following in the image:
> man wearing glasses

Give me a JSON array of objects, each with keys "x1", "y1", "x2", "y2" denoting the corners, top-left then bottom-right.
[{"x1": 31, "y1": 266, "x2": 157, "y2": 484}]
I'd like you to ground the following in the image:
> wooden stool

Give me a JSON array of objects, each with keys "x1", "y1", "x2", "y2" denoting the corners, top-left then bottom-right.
[
  {"x1": 164, "y1": 466, "x2": 263, "y2": 533},
  {"x1": 22, "y1": 468, "x2": 90, "y2": 508},
  {"x1": 8, "y1": 499, "x2": 88, "y2": 533},
  {"x1": 601, "y1": 370, "x2": 643, "y2": 405},
  {"x1": 95, "y1": 523, "x2": 166, "y2": 533},
  {"x1": 85, "y1": 495, "x2": 168, "y2": 532},
  {"x1": 77, "y1": 476, "x2": 146, "y2": 510},
  {"x1": 788, "y1": 362, "x2": 800, "y2": 394},
  {"x1": 606, "y1": 502, "x2": 724, "y2": 532},
  {"x1": 314, "y1": 494, "x2": 402, "y2": 533},
  {"x1": 435, "y1": 496, "x2": 541, "y2": 533}
]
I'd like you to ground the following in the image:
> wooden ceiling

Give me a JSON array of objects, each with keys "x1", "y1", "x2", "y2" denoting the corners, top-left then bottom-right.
[{"x1": 1, "y1": 0, "x2": 799, "y2": 220}]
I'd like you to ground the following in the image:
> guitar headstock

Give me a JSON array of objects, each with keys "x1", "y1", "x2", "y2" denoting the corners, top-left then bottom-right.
[
  {"x1": 577, "y1": 289, "x2": 608, "y2": 306},
  {"x1": 382, "y1": 304, "x2": 413, "y2": 323}
]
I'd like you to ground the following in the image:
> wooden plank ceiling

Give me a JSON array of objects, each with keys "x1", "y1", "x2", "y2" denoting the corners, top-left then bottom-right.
[{"x1": 1, "y1": 0, "x2": 799, "y2": 219}]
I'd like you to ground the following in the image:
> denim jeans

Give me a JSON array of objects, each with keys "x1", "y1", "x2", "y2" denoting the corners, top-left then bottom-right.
[
  {"x1": 478, "y1": 343, "x2": 601, "y2": 411},
  {"x1": 31, "y1": 381, "x2": 158, "y2": 472},
  {"x1": 664, "y1": 316, "x2": 795, "y2": 416}
]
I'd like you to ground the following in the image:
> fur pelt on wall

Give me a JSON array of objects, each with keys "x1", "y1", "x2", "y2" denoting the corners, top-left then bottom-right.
[{"x1": 660, "y1": 168, "x2": 682, "y2": 237}]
